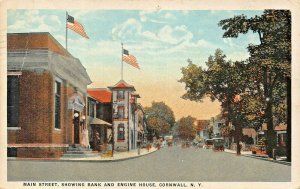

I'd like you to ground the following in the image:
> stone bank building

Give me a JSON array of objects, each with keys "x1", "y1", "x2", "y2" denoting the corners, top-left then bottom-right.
[{"x1": 7, "y1": 32, "x2": 92, "y2": 158}]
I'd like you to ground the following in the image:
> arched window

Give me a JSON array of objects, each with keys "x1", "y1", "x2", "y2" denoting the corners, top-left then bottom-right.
[{"x1": 118, "y1": 124, "x2": 125, "y2": 140}]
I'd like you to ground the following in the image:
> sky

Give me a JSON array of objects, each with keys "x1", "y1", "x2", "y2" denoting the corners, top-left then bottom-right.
[{"x1": 7, "y1": 9, "x2": 263, "y2": 120}]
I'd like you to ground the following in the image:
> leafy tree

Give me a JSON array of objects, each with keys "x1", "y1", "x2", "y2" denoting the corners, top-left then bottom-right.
[
  {"x1": 219, "y1": 10, "x2": 291, "y2": 160},
  {"x1": 177, "y1": 116, "x2": 196, "y2": 140},
  {"x1": 180, "y1": 50, "x2": 250, "y2": 154},
  {"x1": 147, "y1": 117, "x2": 170, "y2": 135},
  {"x1": 220, "y1": 125, "x2": 231, "y2": 137},
  {"x1": 144, "y1": 101, "x2": 175, "y2": 136}
]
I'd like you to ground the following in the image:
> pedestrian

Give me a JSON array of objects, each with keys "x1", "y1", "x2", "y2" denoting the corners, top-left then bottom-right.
[{"x1": 93, "y1": 131, "x2": 101, "y2": 151}]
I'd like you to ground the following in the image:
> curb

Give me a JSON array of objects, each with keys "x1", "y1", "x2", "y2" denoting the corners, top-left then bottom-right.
[
  {"x1": 7, "y1": 149, "x2": 158, "y2": 163},
  {"x1": 223, "y1": 150, "x2": 291, "y2": 166},
  {"x1": 242, "y1": 154, "x2": 291, "y2": 166}
]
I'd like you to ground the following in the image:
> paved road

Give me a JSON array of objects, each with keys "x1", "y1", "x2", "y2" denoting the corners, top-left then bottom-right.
[{"x1": 7, "y1": 146, "x2": 291, "y2": 182}]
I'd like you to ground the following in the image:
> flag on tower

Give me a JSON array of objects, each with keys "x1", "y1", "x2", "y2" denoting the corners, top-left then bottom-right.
[
  {"x1": 122, "y1": 49, "x2": 140, "y2": 69},
  {"x1": 67, "y1": 14, "x2": 89, "y2": 39}
]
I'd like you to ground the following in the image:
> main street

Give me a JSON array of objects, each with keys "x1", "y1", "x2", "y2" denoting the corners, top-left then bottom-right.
[{"x1": 8, "y1": 146, "x2": 290, "y2": 182}]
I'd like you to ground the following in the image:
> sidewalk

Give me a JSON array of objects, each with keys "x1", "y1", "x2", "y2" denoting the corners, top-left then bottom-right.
[
  {"x1": 224, "y1": 149, "x2": 291, "y2": 166},
  {"x1": 8, "y1": 147, "x2": 158, "y2": 162},
  {"x1": 224, "y1": 149, "x2": 252, "y2": 155}
]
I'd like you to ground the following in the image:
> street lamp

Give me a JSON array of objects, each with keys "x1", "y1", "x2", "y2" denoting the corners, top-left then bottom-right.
[{"x1": 81, "y1": 115, "x2": 86, "y2": 127}]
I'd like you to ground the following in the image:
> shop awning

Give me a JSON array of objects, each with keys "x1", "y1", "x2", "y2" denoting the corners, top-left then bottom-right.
[{"x1": 89, "y1": 118, "x2": 112, "y2": 126}]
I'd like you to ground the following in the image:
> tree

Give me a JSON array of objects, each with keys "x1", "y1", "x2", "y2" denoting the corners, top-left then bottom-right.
[
  {"x1": 180, "y1": 50, "x2": 250, "y2": 155},
  {"x1": 177, "y1": 116, "x2": 196, "y2": 140},
  {"x1": 144, "y1": 101, "x2": 175, "y2": 136},
  {"x1": 219, "y1": 10, "x2": 291, "y2": 160},
  {"x1": 220, "y1": 125, "x2": 231, "y2": 137}
]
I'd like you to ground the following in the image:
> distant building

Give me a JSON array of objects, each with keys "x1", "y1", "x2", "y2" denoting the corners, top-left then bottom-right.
[
  {"x1": 275, "y1": 123, "x2": 287, "y2": 147},
  {"x1": 259, "y1": 123, "x2": 287, "y2": 146},
  {"x1": 7, "y1": 32, "x2": 92, "y2": 158},
  {"x1": 135, "y1": 104, "x2": 148, "y2": 145},
  {"x1": 87, "y1": 88, "x2": 113, "y2": 151},
  {"x1": 210, "y1": 116, "x2": 225, "y2": 138},
  {"x1": 196, "y1": 120, "x2": 210, "y2": 140}
]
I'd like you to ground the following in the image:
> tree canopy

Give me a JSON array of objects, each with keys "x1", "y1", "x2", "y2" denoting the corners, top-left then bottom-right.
[
  {"x1": 218, "y1": 9, "x2": 291, "y2": 158},
  {"x1": 179, "y1": 10, "x2": 291, "y2": 158},
  {"x1": 144, "y1": 101, "x2": 175, "y2": 136},
  {"x1": 177, "y1": 116, "x2": 196, "y2": 140}
]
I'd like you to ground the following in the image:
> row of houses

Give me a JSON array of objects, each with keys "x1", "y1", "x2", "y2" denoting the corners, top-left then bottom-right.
[
  {"x1": 196, "y1": 116, "x2": 287, "y2": 148},
  {"x1": 7, "y1": 32, "x2": 148, "y2": 158}
]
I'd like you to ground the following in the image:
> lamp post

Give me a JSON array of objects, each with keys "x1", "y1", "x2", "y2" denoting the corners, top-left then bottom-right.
[
  {"x1": 73, "y1": 112, "x2": 80, "y2": 146},
  {"x1": 81, "y1": 115, "x2": 86, "y2": 127}
]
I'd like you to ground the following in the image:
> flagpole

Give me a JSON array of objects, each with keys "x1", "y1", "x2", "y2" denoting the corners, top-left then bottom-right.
[
  {"x1": 66, "y1": 11, "x2": 68, "y2": 51},
  {"x1": 121, "y1": 43, "x2": 123, "y2": 80}
]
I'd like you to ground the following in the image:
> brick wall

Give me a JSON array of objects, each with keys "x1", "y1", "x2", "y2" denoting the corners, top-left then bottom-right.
[
  {"x1": 17, "y1": 70, "x2": 54, "y2": 144},
  {"x1": 64, "y1": 83, "x2": 77, "y2": 145},
  {"x1": 7, "y1": 70, "x2": 70, "y2": 157},
  {"x1": 8, "y1": 33, "x2": 69, "y2": 57},
  {"x1": 7, "y1": 130, "x2": 20, "y2": 143},
  {"x1": 7, "y1": 70, "x2": 89, "y2": 158}
]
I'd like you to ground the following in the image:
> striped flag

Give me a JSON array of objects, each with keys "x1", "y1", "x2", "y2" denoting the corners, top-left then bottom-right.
[
  {"x1": 67, "y1": 14, "x2": 89, "y2": 39},
  {"x1": 122, "y1": 49, "x2": 140, "y2": 69}
]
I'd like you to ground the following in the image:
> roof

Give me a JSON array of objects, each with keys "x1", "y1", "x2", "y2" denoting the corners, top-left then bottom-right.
[
  {"x1": 274, "y1": 123, "x2": 287, "y2": 131},
  {"x1": 196, "y1": 120, "x2": 210, "y2": 131},
  {"x1": 7, "y1": 32, "x2": 72, "y2": 57},
  {"x1": 261, "y1": 123, "x2": 287, "y2": 131},
  {"x1": 89, "y1": 117, "x2": 112, "y2": 126},
  {"x1": 108, "y1": 80, "x2": 136, "y2": 91},
  {"x1": 242, "y1": 128, "x2": 256, "y2": 137},
  {"x1": 7, "y1": 32, "x2": 92, "y2": 87},
  {"x1": 88, "y1": 88, "x2": 112, "y2": 103},
  {"x1": 132, "y1": 93, "x2": 141, "y2": 98}
]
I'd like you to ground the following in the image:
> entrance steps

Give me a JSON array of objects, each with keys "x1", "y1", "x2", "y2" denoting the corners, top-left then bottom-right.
[{"x1": 61, "y1": 145, "x2": 100, "y2": 159}]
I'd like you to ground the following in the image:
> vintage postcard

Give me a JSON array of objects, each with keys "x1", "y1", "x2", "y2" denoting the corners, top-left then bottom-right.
[{"x1": 0, "y1": 0, "x2": 300, "y2": 189}]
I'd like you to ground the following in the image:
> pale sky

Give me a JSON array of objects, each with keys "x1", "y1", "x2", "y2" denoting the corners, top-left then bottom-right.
[{"x1": 7, "y1": 9, "x2": 263, "y2": 120}]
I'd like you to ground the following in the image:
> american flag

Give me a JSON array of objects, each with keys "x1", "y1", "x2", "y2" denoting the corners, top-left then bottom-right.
[
  {"x1": 67, "y1": 14, "x2": 89, "y2": 39},
  {"x1": 123, "y1": 49, "x2": 140, "y2": 69}
]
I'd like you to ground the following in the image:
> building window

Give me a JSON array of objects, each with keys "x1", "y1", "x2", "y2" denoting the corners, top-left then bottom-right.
[
  {"x1": 278, "y1": 133, "x2": 287, "y2": 146},
  {"x1": 118, "y1": 106, "x2": 124, "y2": 119},
  {"x1": 88, "y1": 99, "x2": 95, "y2": 117},
  {"x1": 54, "y1": 81, "x2": 61, "y2": 129},
  {"x1": 117, "y1": 90, "x2": 124, "y2": 99},
  {"x1": 96, "y1": 103, "x2": 103, "y2": 119},
  {"x1": 118, "y1": 124, "x2": 125, "y2": 140},
  {"x1": 7, "y1": 76, "x2": 20, "y2": 127}
]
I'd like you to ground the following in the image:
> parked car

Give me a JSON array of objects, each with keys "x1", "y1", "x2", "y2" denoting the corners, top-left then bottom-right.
[
  {"x1": 197, "y1": 142, "x2": 204, "y2": 148},
  {"x1": 192, "y1": 139, "x2": 199, "y2": 147},
  {"x1": 212, "y1": 138, "x2": 224, "y2": 151},
  {"x1": 203, "y1": 139, "x2": 213, "y2": 149},
  {"x1": 181, "y1": 141, "x2": 191, "y2": 148},
  {"x1": 164, "y1": 135, "x2": 173, "y2": 146}
]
